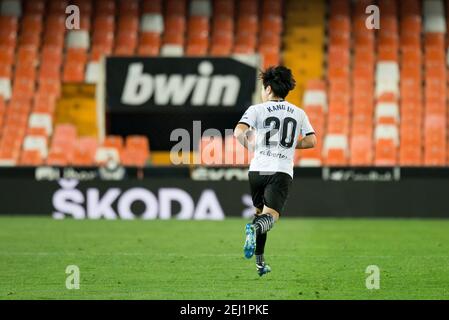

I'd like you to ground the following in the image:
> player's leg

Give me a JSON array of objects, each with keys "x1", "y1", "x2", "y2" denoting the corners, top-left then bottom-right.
[
  {"x1": 252, "y1": 173, "x2": 292, "y2": 276},
  {"x1": 252, "y1": 207, "x2": 278, "y2": 276},
  {"x1": 244, "y1": 172, "x2": 265, "y2": 259}
]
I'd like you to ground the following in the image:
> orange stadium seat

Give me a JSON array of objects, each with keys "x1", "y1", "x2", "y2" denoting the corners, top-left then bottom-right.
[
  {"x1": 259, "y1": 32, "x2": 281, "y2": 47},
  {"x1": 72, "y1": 0, "x2": 93, "y2": 16},
  {"x1": 121, "y1": 135, "x2": 150, "y2": 167},
  {"x1": 48, "y1": 0, "x2": 69, "y2": 14},
  {"x1": 213, "y1": 15, "x2": 233, "y2": 33},
  {"x1": 0, "y1": 16, "x2": 18, "y2": 32},
  {"x1": 72, "y1": 137, "x2": 98, "y2": 166},
  {"x1": 103, "y1": 135, "x2": 124, "y2": 152},
  {"x1": 46, "y1": 148, "x2": 70, "y2": 166},
  {"x1": 118, "y1": 0, "x2": 140, "y2": 15},
  {"x1": 0, "y1": 30, "x2": 17, "y2": 47},
  {"x1": 19, "y1": 149, "x2": 44, "y2": 166},
  {"x1": 188, "y1": 16, "x2": 209, "y2": 38},
  {"x1": 0, "y1": 63, "x2": 12, "y2": 78},
  {"x1": 19, "y1": 34, "x2": 41, "y2": 48},
  {"x1": 21, "y1": 14, "x2": 43, "y2": 35},
  {"x1": 238, "y1": 0, "x2": 258, "y2": 16},
  {"x1": 142, "y1": 0, "x2": 161, "y2": 13},
  {"x1": 165, "y1": 0, "x2": 186, "y2": 16},
  {"x1": 199, "y1": 135, "x2": 224, "y2": 165},
  {"x1": 165, "y1": 15, "x2": 186, "y2": 35},
  {"x1": 262, "y1": 0, "x2": 282, "y2": 16},
  {"x1": 16, "y1": 45, "x2": 38, "y2": 66},
  {"x1": 237, "y1": 15, "x2": 258, "y2": 36},
  {"x1": 0, "y1": 45, "x2": 15, "y2": 66},
  {"x1": 234, "y1": 33, "x2": 257, "y2": 54},
  {"x1": 375, "y1": 139, "x2": 397, "y2": 166},
  {"x1": 93, "y1": 15, "x2": 115, "y2": 34},
  {"x1": 214, "y1": 0, "x2": 235, "y2": 16},
  {"x1": 95, "y1": 0, "x2": 116, "y2": 15},
  {"x1": 63, "y1": 63, "x2": 86, "y2": 83},
  {"x1": 121, "y1": 148, "x2": 148, "y2": 167},
  {"x1": 350, "y1": 135, "x2": 373, "y2": 166}
]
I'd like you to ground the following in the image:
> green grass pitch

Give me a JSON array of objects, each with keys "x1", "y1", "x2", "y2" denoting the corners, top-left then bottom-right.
[{"x1": 1, "y1": 217, "x2": 449, "y2": 300}]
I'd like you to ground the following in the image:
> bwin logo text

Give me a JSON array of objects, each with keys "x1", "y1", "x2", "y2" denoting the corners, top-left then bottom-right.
[{"x1": 121, "y1": 61, "x2": 241, "y2": 106}]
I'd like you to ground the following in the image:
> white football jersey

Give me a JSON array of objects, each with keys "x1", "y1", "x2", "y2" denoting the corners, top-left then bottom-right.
[{"x1": 238, "y1": 100, "x2": 314, "y2": 178}]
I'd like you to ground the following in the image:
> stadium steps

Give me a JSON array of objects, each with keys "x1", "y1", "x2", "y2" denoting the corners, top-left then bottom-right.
[{"x1": 282, "y1": 0, "x2": 325, "y2": 106}]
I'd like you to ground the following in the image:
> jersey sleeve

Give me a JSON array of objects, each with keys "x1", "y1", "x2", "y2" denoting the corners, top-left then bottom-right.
[
  {"x1": 300, "y1": 113, "x2": 315, "y2": 136},
  {"x1": 238, "y1": 105, "x2": 257, "y2": 128}
]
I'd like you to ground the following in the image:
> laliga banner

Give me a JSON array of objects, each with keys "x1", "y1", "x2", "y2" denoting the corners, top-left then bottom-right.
[{"x1": 106, "y1": 57, "x2": 258, "y2": 112}]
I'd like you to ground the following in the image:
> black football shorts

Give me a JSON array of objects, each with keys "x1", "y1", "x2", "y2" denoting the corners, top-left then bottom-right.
[{"x1": 248, "y1": 171, "x2": 293, "y2": 215}]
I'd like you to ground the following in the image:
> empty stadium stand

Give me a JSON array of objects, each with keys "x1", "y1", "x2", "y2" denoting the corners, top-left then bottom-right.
[{"x1": 0, "y1": 0, "x2": 448, "y2": 167}]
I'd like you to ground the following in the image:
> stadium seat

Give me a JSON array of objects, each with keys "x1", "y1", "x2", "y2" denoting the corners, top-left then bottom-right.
[
  {"x1": 140, "y1": 13, "x2": 164, "y2": 34},
  {"x1": 0, "y1": 0, "x2": 22, "y2": 16},
  {"x1": 72, "y1": 137, "x2": 98, "y2": 166},
  {"x1": 375, "y1": 102, "x2": 400, "y2": 125},
  {"x1": 103, "y1": 135, "x2": 124, "y2": 152},
  {"x1": 199, "y1": 135, "x2": 223, "y2": 165},
  {"x1": 190, "y1": 0, "x2": 212, "y2": 17},
  {"x1": 118, "y1": 0, "x2": 140, "y2": 16},
  {"x1": 121, "y1": 135, "x2": 150, "y2": 167},
  {"x1": 95, "y1": 0, "x2": 116, "y2": 15},
  {"x1": 28, "y1": 112, "x2": 52, "y2": 136},
  {"x1": 374, "y1": 125, "x2": 399, "y2": 166},
  {"x1": 46, "y1": 148, "x2": 70, "y2": 166},
  {"x1": 23, "y1": 135, "x2": 48, "y2": 159},
  {"x1": 95, "y1": 147, "x2": 120, "y2": 165},
  {"x1": 214, "y1": 0, "x2": 234, "y2": 16},
  {"x1": 323, "y1": 134, "x2": 348, "y2": 166},
  {"x1": 19, "y1": 149, "x2": 43, "y2": 166},
  {"x1": 350, "y1": 135, "x2": 373, "y2": 166}
]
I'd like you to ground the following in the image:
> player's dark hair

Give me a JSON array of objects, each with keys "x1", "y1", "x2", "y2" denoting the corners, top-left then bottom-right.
[{"x1": 259, "y1": 66, "x2": 296, "y2": 99}]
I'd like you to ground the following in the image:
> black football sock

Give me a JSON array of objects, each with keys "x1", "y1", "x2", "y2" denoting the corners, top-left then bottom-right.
[
  {"x1": 255, "y1": 232, "x2": 267, "y2": 265},
  {"x1": 253, "y1": 214, "x2": 275, "y2": 236}
]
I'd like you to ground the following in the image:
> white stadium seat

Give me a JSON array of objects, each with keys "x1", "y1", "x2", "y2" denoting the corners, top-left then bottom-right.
[
  {"x1": 66, "y1": 30, "x2": 90, "y2": 49},
  {"x1": 375, "y1": 103, "x2": 400, "y2": 124},
  {"x1": 85, "y1": 61, "x2": 100, "y2": 84},
  {"x1": 424, "y1": 16, "x2": 447, "y2": 33},
  {"x1": 95, "y1": 147, "x2": 120, "y2": 164},
  {"x1": 140, "y1": 13, "x2": 164, "y2": 33},
  {"x1": 376, "y1": 62, "x2": 400, "y2": 83},
  {"x1": 0, "y1": 78, "x2": 12, "y2": 100},
  {"x1": 423, "y1": 0, "x2": 446, "y2": 33},
  {"x1": 323, "y1": 134, "x2": 348, "y2": 156},
  {"x1": 374, "y1": 125, "x2": 399, "y2": 145},
  {"x1": 375, "y1": 80, "x2": 400, "y2": 99},
  {"x1": 160, "y1": 44, "x2": 184, "y2": 57},
  {"x1": 190, "y1": 0, "x2": 212, "y2": 17},
  {"x1": 28, "y1": 113, "x2": 53, "y2": 136},
  {"x1": 303, "y1": 90, "x2": 327, "y2": 110},
  {"x1": 0, "y1": 0, "x2": 21, "y2": 16},
  {"x1": 423, "y1": 0, "x2": 445, "y2": 16},
  {"x1": 0, "y1": 159, "x2": 16, "y2": 166},
  {"x1": 298, "y1": 158, "x2": 322, "y2": 167},
  {"x1": 23, "y1": 135, "x2": 48, "y2": 158}
]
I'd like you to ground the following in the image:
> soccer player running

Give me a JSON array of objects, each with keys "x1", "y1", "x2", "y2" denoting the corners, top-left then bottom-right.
[{"x1": 234, "y1": 66, "x2": 317, "y2": 276}]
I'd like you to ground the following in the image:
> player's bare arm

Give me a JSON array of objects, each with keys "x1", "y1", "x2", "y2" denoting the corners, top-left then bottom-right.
[
  {"x1": 296, "y1": 133, "x2": 317, "y2": 149},
  {"x1": 233, "y1": 123, "x2": 253, "y2": 150}
]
